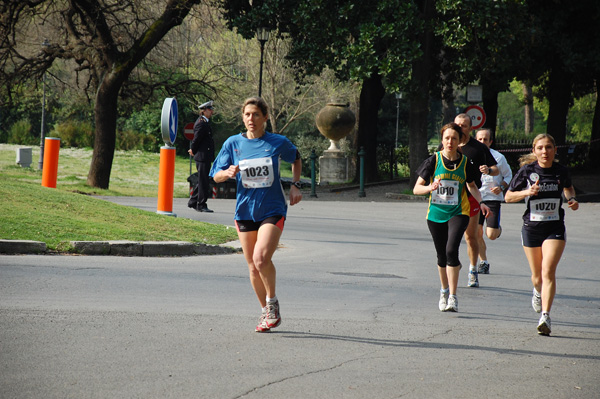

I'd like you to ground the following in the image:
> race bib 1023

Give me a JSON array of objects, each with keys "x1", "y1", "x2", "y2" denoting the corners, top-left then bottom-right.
[{"x1": 239, "y1": 157, "x2": 275, "y2": 188}]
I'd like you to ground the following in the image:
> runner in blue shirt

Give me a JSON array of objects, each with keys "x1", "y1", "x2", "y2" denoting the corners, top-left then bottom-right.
[{"x1": 210, "y1": 97, "x2": 303, "y2": 332}]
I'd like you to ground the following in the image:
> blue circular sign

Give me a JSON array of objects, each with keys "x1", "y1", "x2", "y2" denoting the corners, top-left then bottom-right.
[{"x1": 161, "y1": 98, "x2": 178, "y2": 146}]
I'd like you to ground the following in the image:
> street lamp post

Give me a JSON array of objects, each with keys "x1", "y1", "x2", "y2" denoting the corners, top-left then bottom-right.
[
  {"x1": 394, "y1": 92, "x2": 403, "y2": 178},
  {"x1": 38, "y1": 39, "x2": 50, "y2": 170},
  {"x1": 394, "y1": 92, "x2": 402, "y2": 149},
  {"x1": 256, "y1": 27, "x2": 270, "y2": 97}
]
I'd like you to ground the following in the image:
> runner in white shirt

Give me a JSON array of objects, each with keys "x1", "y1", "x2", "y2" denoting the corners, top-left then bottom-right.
[{"x1": 475, "y1": 129, "x2": 513, "y2": 274}]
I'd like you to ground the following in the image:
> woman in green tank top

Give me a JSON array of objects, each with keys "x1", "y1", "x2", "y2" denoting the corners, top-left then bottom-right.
[{"x1": 413, "y1": 123, "x2": 490, "y2": 312}]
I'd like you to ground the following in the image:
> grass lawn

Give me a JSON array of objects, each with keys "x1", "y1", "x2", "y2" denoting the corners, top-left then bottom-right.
[{"x1": 0, "y1": 144, "x2": 239, "y2": 251}]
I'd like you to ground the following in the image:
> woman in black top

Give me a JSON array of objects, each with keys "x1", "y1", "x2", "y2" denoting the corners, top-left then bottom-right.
[{"x1": 505, "y1": 134, "x2": 579, "y2": 336}]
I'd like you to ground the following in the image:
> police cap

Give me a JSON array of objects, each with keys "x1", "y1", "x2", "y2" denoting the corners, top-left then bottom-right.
[{"x1": 198, "y1": 100, "x2": 214, "y2": 110}]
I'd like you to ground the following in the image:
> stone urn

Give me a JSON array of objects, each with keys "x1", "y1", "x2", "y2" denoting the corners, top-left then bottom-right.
[
  {"x1": 315, "y1": 102, "x2": 356, "y2": 183},
  {"x1": 315, "y1": 102, "x2": 356, "y2": 151}
]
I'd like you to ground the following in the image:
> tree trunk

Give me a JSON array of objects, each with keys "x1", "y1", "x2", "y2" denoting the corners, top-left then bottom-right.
[
  {"x1": 408, "y1": 0, "x2": 435, "y2": 188},
  {"x1": 546, "y1": 62, "x2": 572, "y2": 161},
  {"x1": 356, "y1": 73, "x2": 385, "y2": 183},
  {"x1": 590, "y1": 79, "x2": 600, "y2": 167},
  {"x1": 480, "y1": 74, "x2": 507, "y2": 145},
  {"x1": 87, "y1": 75, "x2": 122, "y2": 189},
  {"x1": 441, "y1": 96, "x2": 455, "y2": 125},
  {"x1": 408, "y1": 90, "x2": 431, "y2": 188},
  {"x1": 439, "y1": 49, "x2": 455, "y2": 125},
  {"x1": 481, "y1": 86, "x2": 499, "y2": 144},
  {"x1": 82, "y1": 0, "x2": 200, "y2": 189},
  {"x1": 523, "y1": 82, "x2": 534, "y2": 134}
]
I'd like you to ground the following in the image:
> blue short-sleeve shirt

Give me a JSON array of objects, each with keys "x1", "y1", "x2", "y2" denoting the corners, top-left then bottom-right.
[{"x1": 209, "y1": 132, "x2": 298, "y2": 221}]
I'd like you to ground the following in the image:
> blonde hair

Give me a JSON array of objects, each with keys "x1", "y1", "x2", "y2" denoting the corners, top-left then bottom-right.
[
  {"x1": 518, "y1": 153, "x2": 537, "y2": 167},
  {"x1": 518, "y1": 134, "x2": 558, "y2": 167}
]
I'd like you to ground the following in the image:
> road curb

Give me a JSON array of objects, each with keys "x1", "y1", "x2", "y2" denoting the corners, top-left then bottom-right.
[
  {"x1": 0, "y1": 239, "x2": 47, "y2": 254},
  {"x1": 385, "y1": 192, "x2": 428, "y2": 201},
  {"x1": 0, "y1": 239, "x2": 240, "y2": 256}
]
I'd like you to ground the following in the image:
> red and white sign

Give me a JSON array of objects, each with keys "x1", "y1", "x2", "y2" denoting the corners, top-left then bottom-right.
[
  {"x1": 465, "y1": 105, "x2": 486, "y2": 130},
  {"x1": 184, "y1": 122, "x2": 195, "y2": 140}
]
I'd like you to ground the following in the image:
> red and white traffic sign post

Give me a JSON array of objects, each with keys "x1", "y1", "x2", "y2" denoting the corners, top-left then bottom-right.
[
  {"x1": 465, "y1": 105, "x2": 486, "y2": 130},
  {"x1": 184, "y1": 122, "x2": 195, "y2": 176},
  {"x1": 184, "y1": 122, "x2": 195, "y2": 141}
]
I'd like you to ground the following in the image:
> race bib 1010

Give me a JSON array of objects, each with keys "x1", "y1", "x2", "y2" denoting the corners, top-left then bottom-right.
[{"x1": 431, "y1": 180, "x2": 459, "y2": 205}]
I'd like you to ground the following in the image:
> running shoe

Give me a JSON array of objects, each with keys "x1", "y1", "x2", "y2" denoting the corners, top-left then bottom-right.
[
  {"x1": 266, "y1": 300, "x2": 281, "y2": 329},
  {"x1": 444, "y1": 296, "x2": 458, "y2": 312},
  {"x1": 439, "y1": 290, "x2": 449, "y2": 311},
  {"x1": 468, "y1": 271, "x2": 479, "y2": 287},
  {"x1": 532, "y1": 291, "x2": 542, "y2": 313},
  {"x1": 537, "y1": 314, "x2": 551, "y2": 336},
  {"x1": 255, "y1": 309, "x2": 270, "y2": 333},
  {"x1": 478, "y1": 260, "x2": 490, "y2": 274}
]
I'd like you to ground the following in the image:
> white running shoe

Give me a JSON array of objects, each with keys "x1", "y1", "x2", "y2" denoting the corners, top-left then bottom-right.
[
  {"x1": 439, "y1": 290, "x2": 449, "y2": 311},
  {"x1": 467, "y1": 271, "x2": 479, "y2": 287},
  {"x1": 265, "y1": 300, "x2": 281, "y2": 329},
  {"x1": 255, "y1": 309, "x2": 270, "y2": 333},
  {"x1": 444, "y1": 295, "x2": 458, "y2": 312},
  {"x1": 537, "y1": 314, "x2": 551, "y2": 336},
  {"x1": 532, "y1": 291, "x2": 542, "y2": 313}
]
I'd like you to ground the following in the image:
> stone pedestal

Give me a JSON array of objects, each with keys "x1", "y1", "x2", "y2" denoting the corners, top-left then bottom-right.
[
  {"x1": 16, "y1": 147, "x2": 32, "y2": 168},
  {"x1": 315, "y1": 102, "x2": 355, "y2": 184},
  {"x1": 319, "y1": 148, "x2": 349, "y2": 184}
]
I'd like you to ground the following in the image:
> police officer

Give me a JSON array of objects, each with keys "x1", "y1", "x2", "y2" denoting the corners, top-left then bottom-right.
[{"x1": 188, "y1": 100, "x2": 215, "y2": 212}]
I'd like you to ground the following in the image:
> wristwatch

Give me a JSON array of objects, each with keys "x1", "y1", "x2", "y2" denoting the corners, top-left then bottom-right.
[
  {"x1": 292, "y1": 181, "x2": 302, "y2": 189},
  {"x1": 568, "y1": 196, "x2": 578, "y2": 202}
]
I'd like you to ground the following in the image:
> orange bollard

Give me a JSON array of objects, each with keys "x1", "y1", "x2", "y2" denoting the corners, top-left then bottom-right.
[
  {"x1": 157, "y1": 145, "x2": 177, "y2": 216},
  {"x1": 41, "y1": 137, "x2": 61, "y2": 188}
]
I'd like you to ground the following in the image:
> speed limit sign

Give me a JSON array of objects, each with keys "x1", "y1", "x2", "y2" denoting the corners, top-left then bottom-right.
[{"x1": 465, "y1": 105, "x2": 486, "y2": 130}]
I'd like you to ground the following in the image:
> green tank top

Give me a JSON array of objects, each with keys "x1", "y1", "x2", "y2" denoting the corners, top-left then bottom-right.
[{"x1": 427, "y1": 152, "x2": 470, "y2": 222}]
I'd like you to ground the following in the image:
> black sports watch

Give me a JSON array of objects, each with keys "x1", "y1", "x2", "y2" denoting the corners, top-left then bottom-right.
[{"x1": 292, "y1": 181, "x2": 302, "y2": 189}]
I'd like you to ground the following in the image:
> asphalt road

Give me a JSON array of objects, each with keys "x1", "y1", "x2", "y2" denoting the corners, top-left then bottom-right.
[{"x1": 1, "y1": 197, "x2": 599, "y2": 398}]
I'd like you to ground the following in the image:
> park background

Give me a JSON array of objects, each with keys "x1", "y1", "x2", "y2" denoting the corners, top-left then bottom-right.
[{"x1": 1, "y1": 0, "x2": 598, "y2": 192}]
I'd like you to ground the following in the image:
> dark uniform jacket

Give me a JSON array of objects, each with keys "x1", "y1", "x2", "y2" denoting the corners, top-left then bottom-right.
[{"x1": 190, "y1": 116, "x2": 214, "y2": 163}]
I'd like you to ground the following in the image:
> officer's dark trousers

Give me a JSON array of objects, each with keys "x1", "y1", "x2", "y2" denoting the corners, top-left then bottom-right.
[{"x1": 188, "y1": 161, "x2": 211, "y2": 209}]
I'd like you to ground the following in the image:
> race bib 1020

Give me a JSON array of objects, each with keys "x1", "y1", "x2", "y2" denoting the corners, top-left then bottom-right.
[{"x1": 529, "y1": 198, "x2": 560, "y2": 221}]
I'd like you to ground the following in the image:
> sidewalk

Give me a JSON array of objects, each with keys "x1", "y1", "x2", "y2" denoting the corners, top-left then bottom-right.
[
  {"x1": 0, "y1": 180, "x2": 421, "y2": 256},
  {"x1": 1, "y1": 175, "x2": 598, "y2": 255}
]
